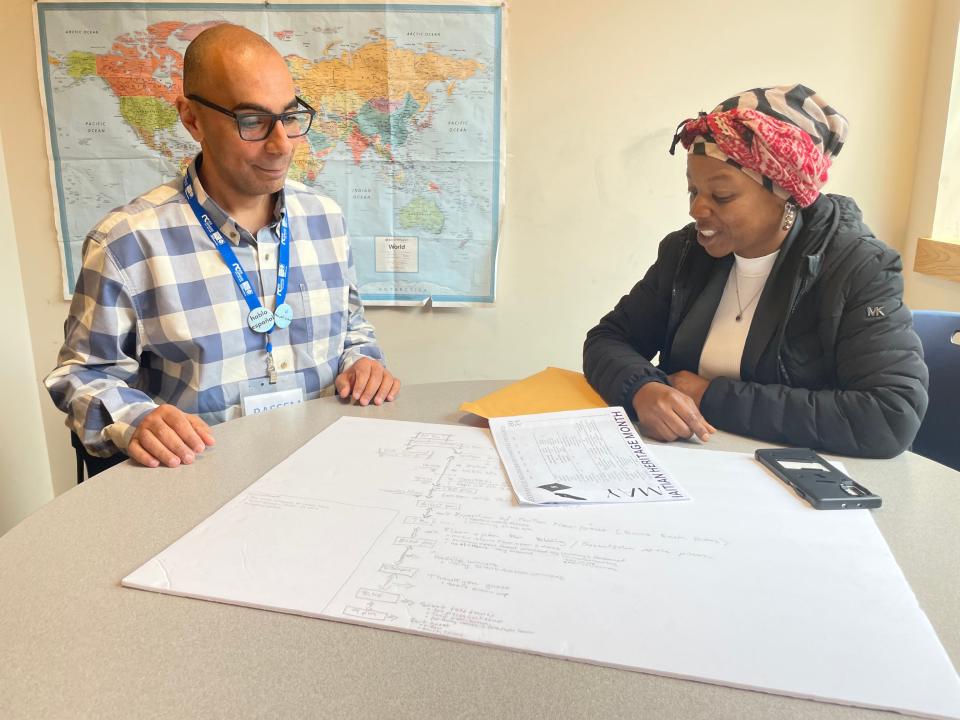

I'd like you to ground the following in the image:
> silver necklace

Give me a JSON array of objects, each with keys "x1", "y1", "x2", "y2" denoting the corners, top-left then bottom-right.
[{"x1": 733, "y1": 271, "x2": 764, "y2": 322}]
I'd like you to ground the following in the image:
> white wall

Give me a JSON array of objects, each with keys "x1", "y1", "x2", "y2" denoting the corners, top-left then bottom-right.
[
  {"x1": 0, "y1": 129, "x2": 55, "y2": 535},
  {"x1": 371, "y1": 0, "x2": 940, "y2": 382},
  {"x1": 0, "y1": 0, "x2": 949, "y2": 496}
]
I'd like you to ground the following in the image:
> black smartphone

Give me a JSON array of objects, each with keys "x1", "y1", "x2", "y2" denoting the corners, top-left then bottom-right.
[{"x1": 754, "y1": 448, "x2": 881, "y2": 510}]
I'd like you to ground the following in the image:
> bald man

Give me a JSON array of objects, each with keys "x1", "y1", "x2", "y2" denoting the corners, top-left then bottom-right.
[{"x1": 46, "y1": 25, "x2": 399, "y2": 471}]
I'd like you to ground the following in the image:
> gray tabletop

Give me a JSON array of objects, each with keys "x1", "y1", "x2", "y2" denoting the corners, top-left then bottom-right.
[{"x1": 1, "y1": 380, "x2": 957, "y2": 720}]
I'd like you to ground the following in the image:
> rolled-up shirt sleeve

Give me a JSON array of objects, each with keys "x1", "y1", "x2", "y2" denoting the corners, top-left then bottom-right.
[
  {"x1": 45, "y1": 236, "x2": 157, "y2": 456},
  {"x1": 337, "y1": 238, "x2": 385, "y2": 374}
]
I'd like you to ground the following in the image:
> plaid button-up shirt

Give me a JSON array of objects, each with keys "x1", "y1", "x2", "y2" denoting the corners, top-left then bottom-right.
[{"x1": 46, "y1": 156, "x2": 384, "y2": 456}]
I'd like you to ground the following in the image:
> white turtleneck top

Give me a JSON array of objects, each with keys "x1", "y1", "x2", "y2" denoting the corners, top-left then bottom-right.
[{"x1": 698, "y1": 249, "x2": 780, "y2": 381}]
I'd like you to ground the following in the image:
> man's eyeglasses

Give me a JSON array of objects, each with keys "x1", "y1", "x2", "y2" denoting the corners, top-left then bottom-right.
[{"x1": 188, "y1": 94, "x2": 316, "y2": 141}]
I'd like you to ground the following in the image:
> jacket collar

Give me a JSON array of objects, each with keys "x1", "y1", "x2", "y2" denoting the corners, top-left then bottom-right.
[
  {"x1": 741, "y1": 194, "x2": 843, "y2": 381},
  {"x1": 668, "y1": 194, "x2": 849, "y2": 382}
]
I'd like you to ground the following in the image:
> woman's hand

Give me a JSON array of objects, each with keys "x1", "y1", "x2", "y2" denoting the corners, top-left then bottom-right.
[
  {"x1": 667, "y1": 370, "x2": 710, "y2": 408},
  {"x1": 631, "y1": 381, "x2": 715, "y2": 442}
]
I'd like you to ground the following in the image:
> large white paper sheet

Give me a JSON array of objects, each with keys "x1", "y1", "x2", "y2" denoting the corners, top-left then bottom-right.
[
  {"x1": 490, "y1": 406, "x2": 689, "y2": 504},
  {"x1": 123, "y1": 417, "x2": 960, "y2": 719}
]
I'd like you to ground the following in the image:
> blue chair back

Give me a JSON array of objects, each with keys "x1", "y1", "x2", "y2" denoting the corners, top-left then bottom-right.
[{"x1": 912, "y1": 310, "x2": 960, "y2": 470}]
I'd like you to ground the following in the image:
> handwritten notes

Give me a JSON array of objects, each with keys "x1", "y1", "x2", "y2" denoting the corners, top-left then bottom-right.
[{"x1": 123, "y1": 417, "x2": 960, "y2": 719}]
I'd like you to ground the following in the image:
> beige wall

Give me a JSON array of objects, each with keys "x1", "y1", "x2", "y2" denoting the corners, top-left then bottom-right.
[
  {"x1": 904, "y1": 0, "x2": 960, "y2": 311},
  {"x1": 0, "y1": 128, "x2": 54, "y2": 535},
  {"x1": 930, "y1": 0, "x2": 960, "y2": 241},
  {"x1": 0, "y1": 0, "x2": 951, "y2": 503},
  {"x1": 2, "y1": 0, "x2": 79, "y2": 497}
]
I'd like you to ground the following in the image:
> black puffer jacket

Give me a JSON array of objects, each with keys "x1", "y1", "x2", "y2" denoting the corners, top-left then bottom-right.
[{"x1": 583, "y1": 194, "x2": 928, "y2": 458}]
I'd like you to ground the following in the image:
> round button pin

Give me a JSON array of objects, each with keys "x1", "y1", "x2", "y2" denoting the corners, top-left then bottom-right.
[
  {"x1": 274, "y1": 302, "x2": 294, "y2": 329},
  {"x1": 247, "y1": 307, "x2": 275, "y2": 333}
]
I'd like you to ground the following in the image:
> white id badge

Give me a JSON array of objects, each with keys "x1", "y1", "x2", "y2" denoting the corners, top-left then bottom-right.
[{"x1": 239, "y1": 373, "x2": 306, "y2": 416}]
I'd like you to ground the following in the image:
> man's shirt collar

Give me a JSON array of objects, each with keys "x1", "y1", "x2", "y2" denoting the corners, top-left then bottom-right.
[{"x1": 186, "y1": 154, "x2": 286, "y2": 246}]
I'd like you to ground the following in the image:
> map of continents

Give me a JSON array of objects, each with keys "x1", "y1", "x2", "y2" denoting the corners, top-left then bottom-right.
[{"x1": 38, "y1": 4, "x2": 503, "y2": 303}]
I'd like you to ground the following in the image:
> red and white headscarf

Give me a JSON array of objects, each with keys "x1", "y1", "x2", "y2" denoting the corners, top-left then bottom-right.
[{"x1": 670, "y1": 84, "x2": 849, "y2": 208}]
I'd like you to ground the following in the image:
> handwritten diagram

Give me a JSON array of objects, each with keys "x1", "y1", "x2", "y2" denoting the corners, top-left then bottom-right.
[{"x1": 123, "y1": 417, "x2": 960, "y2": 719}]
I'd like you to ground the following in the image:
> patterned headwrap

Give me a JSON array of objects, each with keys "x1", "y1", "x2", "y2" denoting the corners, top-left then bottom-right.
[{"x1": 669, "y1": 84, "x2": 849, "y2": 207}]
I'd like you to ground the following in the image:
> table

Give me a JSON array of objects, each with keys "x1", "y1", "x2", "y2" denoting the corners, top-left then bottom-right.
[{"x1": 1, "y1": 381, "x2": 957, "y2": 719}]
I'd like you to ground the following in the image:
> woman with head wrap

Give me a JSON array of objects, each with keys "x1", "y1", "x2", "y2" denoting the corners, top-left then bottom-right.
[{"x1": 583, "y1": 84, "x2": 928, "y2": 458}]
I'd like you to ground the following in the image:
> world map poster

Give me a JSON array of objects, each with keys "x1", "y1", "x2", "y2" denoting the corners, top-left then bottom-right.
[{"x1": 35, "y1": 2, "x2": 504, "y2": 304}]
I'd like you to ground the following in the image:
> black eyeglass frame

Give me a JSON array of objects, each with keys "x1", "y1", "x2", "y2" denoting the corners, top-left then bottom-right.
[{"x1": 187, "y1": 94, "x2": 317, "y2": 141}]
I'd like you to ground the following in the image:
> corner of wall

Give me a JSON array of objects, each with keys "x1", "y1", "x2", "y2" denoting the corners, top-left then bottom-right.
[
  {"x1": 903, "y1": 0, "x2": 960, "y2": 311},
  {"x1": 0, "y1": 128, "x2": 55, "y2": 535}
]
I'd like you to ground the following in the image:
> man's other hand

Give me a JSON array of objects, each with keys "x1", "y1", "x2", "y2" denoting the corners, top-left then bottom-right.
[
  {"x1": 128, "y1": 405, "x2": 215, "y2": 468},
  {"x1": 334, "y1": 358, "x2": 401, "y2": 406}
]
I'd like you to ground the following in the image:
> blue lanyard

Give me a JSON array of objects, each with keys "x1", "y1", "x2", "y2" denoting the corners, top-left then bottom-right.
[{"x1": 183, "y1": 172, "x2": 291, "y2": 379}]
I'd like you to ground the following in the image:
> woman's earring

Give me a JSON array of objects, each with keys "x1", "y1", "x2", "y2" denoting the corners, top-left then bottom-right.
[{"x1": 781, "y1": 201, "x2": 798, "y2": 232}]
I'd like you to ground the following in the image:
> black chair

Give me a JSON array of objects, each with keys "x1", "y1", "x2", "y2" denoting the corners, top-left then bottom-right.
[
  {"x1": 71, "y1": 431, "x2": 127, "y2": 484},
  {"x1": 911, "y1": 310, "x2": 960, "y2": 471}
]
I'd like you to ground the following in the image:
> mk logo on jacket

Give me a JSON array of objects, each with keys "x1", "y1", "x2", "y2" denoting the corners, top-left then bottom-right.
[{"x1": 866, "y1": 306, "x2": 885, "y2": 318}]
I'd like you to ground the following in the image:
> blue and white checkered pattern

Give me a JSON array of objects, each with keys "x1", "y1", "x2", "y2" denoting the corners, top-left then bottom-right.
[{"x1": 46, "y1": 156, "x2": 384, "y2": 457}]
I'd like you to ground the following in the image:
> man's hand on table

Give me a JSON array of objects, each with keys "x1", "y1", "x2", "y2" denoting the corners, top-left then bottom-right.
[
  {"x1": 128, "y1": 405, "x2": 215, "y2": 468},
  {"x1": 335, "y1": 358, "x2": 401, "y2": 406}
]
